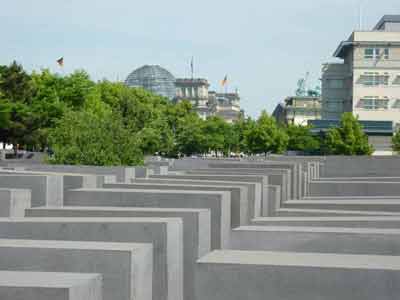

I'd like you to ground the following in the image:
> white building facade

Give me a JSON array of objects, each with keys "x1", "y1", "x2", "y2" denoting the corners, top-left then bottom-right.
[{"x1": 322, "y1": 15, "x2": 400, "y2": 131}]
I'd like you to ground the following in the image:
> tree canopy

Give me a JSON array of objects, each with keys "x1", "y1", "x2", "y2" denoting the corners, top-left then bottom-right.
[
  {"x1": 0, "y1": 61, "x2": 378, "y2": 165},
  {"x1": 286, "y1": 124, "x2": 320, "y2": 153},
  {"x1": 244, "y1": 111, "x2": 288, "y2": 155},
  {"x1": 322, "y1": 113, "x2": 374, "y2": 155}
]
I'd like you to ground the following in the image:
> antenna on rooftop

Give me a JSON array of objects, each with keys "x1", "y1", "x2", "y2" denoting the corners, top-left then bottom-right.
[{"x1": 358, "y1": 1, "x2": 364, "y2": 30}]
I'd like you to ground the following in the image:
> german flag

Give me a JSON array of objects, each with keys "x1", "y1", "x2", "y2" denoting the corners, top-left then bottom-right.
[{"x1": 56, "y1": 57, "x2": 64, "y2": 67}]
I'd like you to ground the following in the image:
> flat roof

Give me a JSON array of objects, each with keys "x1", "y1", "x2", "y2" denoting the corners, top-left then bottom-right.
[
  {"x1": 374, "y1": 15, "x2": 400, "y2": 30},
  {"x1": 334, "y1": 26, "x2": 400, "y2": 58}
]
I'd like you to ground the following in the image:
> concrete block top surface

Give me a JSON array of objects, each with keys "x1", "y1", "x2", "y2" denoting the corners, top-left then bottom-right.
[
  {"x1": 0, "y1": 174, "x2": 53, "y2": 178},
  {"x1": 139, "y1": 178, "x2": 260, "y2": 189},
  {"x1": 314, "y1": 180, "x2": 400, "y2": 184},
  {"x1": 0, "y1": 217, "x2": 182, "y2": 224},
  {"x1": 191, "y1": 167, "x2": 290, "y2": 173},
  {"x1": 321, "y1": 177, "x2": 400, "y2": 180},
  {"x1": 208, "y1": 162, "x2": 298, "y2": 167},
  {"x1": 235, "y1": 226, "x2": 400, "y2": 235},
  {"x1": 276, "y1": 208, "x2": 400, "y2": 215},
  {"x1": 153, "y1": 174, "x2": 266, "y2": 180},
  {"x1": 286, "y1": 199, "x2": 400, "y2": 204},
  {"x1": 72, "y1": 188, "x2": 228, "y2": 195},
  {"x1": 304, "y1": 196, "x2": 400, "y2": 200},
  {"x1": 28, "y1": 206, "x2": 210, "y2": 213},
  {"x1": 197, "y1": 250, "x2": 400, "y2": 270},
  {"x1": 254, "y1": 216, "x2": 400, "y2": 221},
  {"x1": 0, "y1": 238, "x2": 152, "y2": 252},
  {"x1": 0, "y1": 188, "x2": 30, "y2": 192},
  {"x1": 0, "y1": 169, "x2": 100, "y2": 177},
  {"x1": 109, "y1": 182, "x2": 244, "y2": 190},
  {"x1": 0, "y1": 271, "x2": 101, "y2": 287}
]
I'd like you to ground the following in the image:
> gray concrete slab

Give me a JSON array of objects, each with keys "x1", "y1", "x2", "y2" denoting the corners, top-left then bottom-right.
[
  {"x1": 319, "y1": 177, "x2": 400, "y2": 182},
  {"x1": 252, "y1": 216, "x2": 400, "y2": 228},
  {"x1": 265, "y1": 185, "x2": 280, "y2": 217},
  {"x1": 65, "y1": 188, "x2": 230, "y2": 249},
  {"x1": 0, "y1": 189, "x2": 30, "y2": 218},
  {"x1": 0, "y1": 174, "x2": 62, "y2": 207},
  {"x1": 26, "y1": 206, "x2": 210, "y2": 300},
  {"x1": 3, "y1": 163, "x2": 137, "y2": 183},
  {"x1": 309, "y1": 181, "x2": 400, "y2": 197},
  {"x1": 283, "y1": 199, "x2": 400, "y2": 211},
  {"x1": 208, "y1": 161, "x2": 301, "y2": 200},
  {"x1": 189, "y1": 168, "x2": 290, "y2": 202},
  {"x1": 231, "y1": 226, "x2": 400, "y2": 255},
  {"x1": 0, "y1": 271, "x2": 102, "y2": 300},
  {"x1": 0, "y1": 169, "x2": 104, "y2": 191},
  {"x1": 196, "y1": 250, "x2": 400, "y2": 300},
  {"x1": 150, "y1": 174, "x2": 264, "y2": 219},
  {"x1": 0, "y1": 217, "x2": 183, "y2": 300},
  {"x1": 275, "y1": 208, "x2": 400, "y2": 217},
  {"x1": 303, "y1": 196, "x2": 400, "y2": 200},
  {"x1": 104, "y1": 182, "x2": 247, "y2": 228},
  {"x1": 322, "y1": 156, "x2": 400, "y2": 177},
  {"x1": 0, "y1": 239, "x2": 152, "y2": 300},
  {"x1": 144, "y1": 177, "x2": 261, "y2": 222}
]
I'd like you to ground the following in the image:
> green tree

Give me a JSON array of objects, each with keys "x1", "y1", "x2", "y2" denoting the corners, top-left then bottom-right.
[
  {"x1": 232, "y1": 116, "x2": 253, "y2": 154},
  {"x1": 0, "y1": 61, "x2": 36, "y2": 152},
  {"x1": 48, "y1": 100, "x2": 144, "y2": 166},
  {"x1": 58, "y1": 70, "x2": 95, "y2": 109},
  {"x1": 223, "y1": 123, "x2": 240, "y2": 156},
  {"x1": 28, "y1": 70, "x2": 68, "y2": 149},
  {"x1": 203, "y1": 116, "x2": 228, "y2": 156},
  {"x1": 392, "y1": 130, "x2": 400, "y2": 154},
  {"x1": 245, "y1": 111, "x2": 288, "y2": 155},
  {"x1": 322, "y1": 113, "x2": 374, "y2": 155},
  {"x1": 286, "y1": 124, "x2": 320, "y2": 153},
  {"x1": 175, "y1": 114, "x2": 206, "y2": 156}
]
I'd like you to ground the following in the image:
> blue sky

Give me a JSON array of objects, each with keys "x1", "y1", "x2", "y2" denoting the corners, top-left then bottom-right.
[{"x1": 1, "y1": 0, "x2": 399, "y2": 117}]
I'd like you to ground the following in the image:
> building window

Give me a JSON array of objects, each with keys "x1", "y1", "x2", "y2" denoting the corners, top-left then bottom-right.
[
  {"x1": 384, "y1": 48, "x2": 390, "y2": 59},
  {"x1": 364, "y1": 48, "x2": 389, "y2": 60},
  {"x1": 364, "y1": 48, "x2": 378, "y2": 59},
  {"x1": 393, "y1": 99, "x2": 400, "y2": 109},
  {"x1": 328, "y1": 79, "x2": 344, "y2": 89},
  {"x1": 324, "y1": 100, "x2": 343, "y2": 112},
  {"x1": 361, "y1": 72, "x2": 389, "y2": 86},
  {"x1": 358, "y1": 97, "x2": 389, "y2": 110},
  {"x1": 393, "y1": 75, "x2": 400, "y2": 85}
]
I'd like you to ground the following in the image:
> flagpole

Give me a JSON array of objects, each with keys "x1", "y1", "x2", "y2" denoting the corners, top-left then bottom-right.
[{"x1": 190, "y1": 56, "x2": 194, "y2": 79}]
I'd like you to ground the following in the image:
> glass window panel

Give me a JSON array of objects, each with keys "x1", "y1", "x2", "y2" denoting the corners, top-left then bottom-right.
[
  {"x1": 384, "y1": 48, "x2": 389, "y2": 59},
  {"x1": 328, "y1": 79, "x2": 344, "y2": 88},
  {"x1": 393, "y1": 100, "x2": 400, "y2": 109},
  {"x1": 359, "y1": 97, "x2": 389, "y2": 110},
  {"x1": 365, "y1": 48, "x2": 374, "y2": 59}
]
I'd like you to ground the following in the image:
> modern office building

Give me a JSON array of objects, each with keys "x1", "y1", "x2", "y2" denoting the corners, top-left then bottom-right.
[
  {"x1": 272, "y1": 96, "x2": 321, "y2": 125},
  {"x1": 321, "y1": 15, "x2": 400, "y2": 130},
  {"x1": 319, "y1": 15, "x2": 400, "y2": 154},
  {"x1": 125, "y1": 65, "x2": 176, "y2": 100}
]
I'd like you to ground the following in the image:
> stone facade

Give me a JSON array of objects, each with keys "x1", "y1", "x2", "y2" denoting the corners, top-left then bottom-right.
[
  {"x1": 174, "y1": 78, "x2": 242, "y2": 122},
  {"x1": 272, "y1": 96, "x2": 321, "y2": 125}
]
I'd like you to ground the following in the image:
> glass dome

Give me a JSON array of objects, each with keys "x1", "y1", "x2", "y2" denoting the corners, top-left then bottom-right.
[{"x1": 125, "y1": 65, "x2": 176, "y2": 99}]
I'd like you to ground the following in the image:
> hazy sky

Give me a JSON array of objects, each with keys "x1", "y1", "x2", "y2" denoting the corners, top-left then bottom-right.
[{"x1": 1, "y1": 0, "x2": 399, "y2": 117}]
